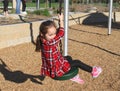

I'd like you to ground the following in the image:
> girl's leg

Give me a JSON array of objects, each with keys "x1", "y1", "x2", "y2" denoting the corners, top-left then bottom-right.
[
  {"x1": 69, "y1": 60, "x2": 102, "y2": 78},
  {"x1": 70, "y1": 74, "x2": 84, "y2": 84},
  {"x1": 65, "y1": 56, "x2": 84, "y2": 84},
  {"x1": 65, "y1": 56, "x2": 102, "y2": 83},
  {"x1": 70, "y1": 60, "x2": 92, "y2": 73}
]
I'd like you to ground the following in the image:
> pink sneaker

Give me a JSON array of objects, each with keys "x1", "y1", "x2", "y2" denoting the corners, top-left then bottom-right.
[
  {"x1": 92, "y1": 66, "x2": 102, "y2": 78},
  {"x1": 70, "y1": 74, "x2": 84, "y2": 84}
]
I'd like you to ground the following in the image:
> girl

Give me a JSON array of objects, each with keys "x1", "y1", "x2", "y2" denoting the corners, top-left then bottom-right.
[{"x1": 35, "y1": 13, "x2": 102, "y2": 84}]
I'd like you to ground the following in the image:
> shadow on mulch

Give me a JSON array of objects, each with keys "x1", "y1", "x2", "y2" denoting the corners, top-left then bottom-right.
[
  {"x1": 69, "y1": 26, "x2": 107, "y2": 36},
  {"x1": 0, "y1": 58, "x2": 45, "y2": 85},
  {"x1": 82, "y1": 12, "x2": 120, "y2": 30},
  {"x1": 68, "y1": 38, "x2": 120, "y2": 57}
]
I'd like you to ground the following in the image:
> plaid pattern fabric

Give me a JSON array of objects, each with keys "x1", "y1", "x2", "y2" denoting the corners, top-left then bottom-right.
[{"x1": 40, "y1": 27, "x2": 71, "y2": 78}]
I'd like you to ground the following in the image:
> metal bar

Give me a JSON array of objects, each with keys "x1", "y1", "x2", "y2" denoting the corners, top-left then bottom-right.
[
  {"x1": 36, "y1": 0, "x2": 40, "y2": 10},
  {"x1": 108, "y1": 0, "x2": 113, "y2": 35},
  {"x1": 63, "y1": 0, "x2": 69, "y2": 56}
]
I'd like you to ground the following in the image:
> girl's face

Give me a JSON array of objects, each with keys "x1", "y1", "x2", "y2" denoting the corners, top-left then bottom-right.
[{"x1": 45, "y1": 26, "x2": 57, "y2": 41}]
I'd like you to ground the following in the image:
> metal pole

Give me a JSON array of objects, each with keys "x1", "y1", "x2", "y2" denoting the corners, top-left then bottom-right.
[
  {"x1": 63, "y1": 0, "x2": 69, "y2": 56},
  {"x1": 108, "y1": 0, "x2": 113, "y2": 35},
  {"x1": 36, "y1": 0, "x2": 40, "y2": 10}
]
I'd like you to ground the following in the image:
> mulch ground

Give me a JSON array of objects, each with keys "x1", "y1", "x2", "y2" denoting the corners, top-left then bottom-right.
[{"x1": 0, "y1": 24, "x2": 120, "y2": 91}]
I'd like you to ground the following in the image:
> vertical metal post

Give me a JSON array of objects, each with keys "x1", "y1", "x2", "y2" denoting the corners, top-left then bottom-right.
[
  {"x1": 36, "y1": 0, "x2": 40, "y2": 10},
  {"x1": 63, "y1": 0, "x2": 69, "y2": 56},
  {"x1": 108, "y1": 0, "x2": 113, "y2": 35}
]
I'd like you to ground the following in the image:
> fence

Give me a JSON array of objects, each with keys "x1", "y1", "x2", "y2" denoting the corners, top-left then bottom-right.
[
  {"x1": 0, "y1": 1, "x2": 59, "y2": 10},
  {"x1": 0, "y1": 1, "x2": 119, "y2": 13}
]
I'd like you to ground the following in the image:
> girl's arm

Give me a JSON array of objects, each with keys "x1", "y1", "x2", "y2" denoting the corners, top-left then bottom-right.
[
  {"x1": 46, "y1": 27, "x2": 64, "y2": 45},
  {"x1": 45, "y1": 13, "x2": 64, "y2": 45}
]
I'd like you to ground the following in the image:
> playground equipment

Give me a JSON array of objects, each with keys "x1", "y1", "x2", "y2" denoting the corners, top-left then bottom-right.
[
  {"x1": 53, "y1": 0, "x2": 114, "y2": 80},
  {"x1": 53, "y1": 56, "x2": 78, "y2": 81},
  {"x1": 108, "y1": 0, "x2": 113, "y2": 35},
  {"x1": 52, "y1": 0, "x2": 79, "y2": 81},
  {"x1": 63, "y1": 0, "x2": 113, "y2": 55},
  {"x1": 53, "y1": 66, "x2": 78, "y2": 80}
]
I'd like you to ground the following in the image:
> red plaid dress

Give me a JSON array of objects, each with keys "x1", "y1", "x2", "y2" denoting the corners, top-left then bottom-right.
[{"x1": 40, "y1": 27, "x2": 71, "y2": 78}]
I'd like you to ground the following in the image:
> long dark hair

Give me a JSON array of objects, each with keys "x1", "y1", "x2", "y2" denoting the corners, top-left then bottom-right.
[{"x1": 35, "y1": 20, "x2": 57, "y2": 52}]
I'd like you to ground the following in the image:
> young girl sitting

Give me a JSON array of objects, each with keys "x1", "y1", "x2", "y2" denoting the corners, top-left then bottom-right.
[{"x1": 35, "y1": 13, "x2": 102, "y2": 84}]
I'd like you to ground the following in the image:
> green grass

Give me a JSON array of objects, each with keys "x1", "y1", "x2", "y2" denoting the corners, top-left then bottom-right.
[
  {"x1": 91, "y1": 3, "x2": 120, "y2": 7},
  {"x1": 26, "y1": 2, "x2": 59, "y2": 8},
  {"x1": 32, "y1": 9, "x2": 50, "y2": 16},
  {"x1": 0, "y1": 2, "x2": 59, "y2": 8},
  {"x1": 0, "y1": 2, "x2": 12, "y2": 7}
]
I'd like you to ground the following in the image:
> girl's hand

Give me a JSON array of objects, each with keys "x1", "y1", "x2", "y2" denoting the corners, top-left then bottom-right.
[{"x1": 58, "y1": 13, "x2": 63, "y2": 21}]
